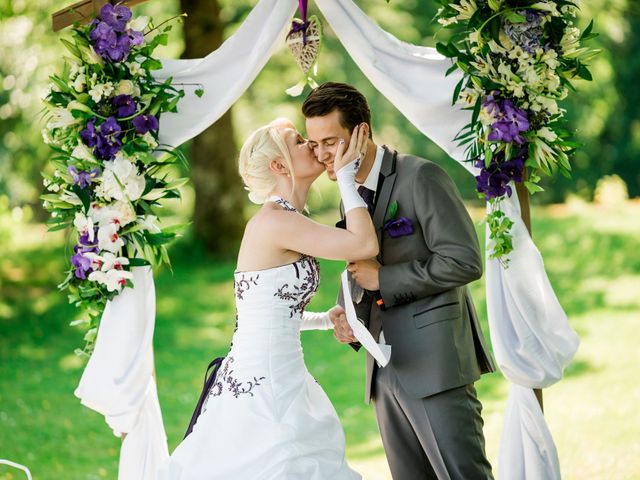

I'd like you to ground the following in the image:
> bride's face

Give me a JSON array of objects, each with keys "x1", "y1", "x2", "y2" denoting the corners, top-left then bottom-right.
[{"x1": 281, "y1": 128, "x2": 325, "y2": 181}]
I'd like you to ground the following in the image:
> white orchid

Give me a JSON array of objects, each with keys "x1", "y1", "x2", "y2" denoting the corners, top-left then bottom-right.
[
  {"x1": 102, "y1": 155, "x2": 146, "y2": 201},
  {"x1": 97, "y1": 223, "x2": 124, "y2": 253},
  {"x1": 73, "y1": 212, "x2": 95, "y2": 242},
  {"x1": 88, "y1": 268, "x2": 133, "y2": 292},
  {"x1": 138, "y1": 214, "x2": 161, "y2": 233}
]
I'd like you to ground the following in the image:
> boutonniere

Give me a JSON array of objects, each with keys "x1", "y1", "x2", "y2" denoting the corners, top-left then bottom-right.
[{"x1": 383, "y1": 201, "x2": 414, "y2": 238}]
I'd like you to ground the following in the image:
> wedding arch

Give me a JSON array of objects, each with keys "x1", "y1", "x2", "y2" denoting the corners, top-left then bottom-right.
[{"x1": 45, "y1": 0, "x2": 586, "y2": 478}]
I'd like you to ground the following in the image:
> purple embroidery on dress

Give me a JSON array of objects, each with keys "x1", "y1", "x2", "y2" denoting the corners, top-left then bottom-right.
[
  {"x1": 273, "y1": 197, "x2": 297, "y2": 212},
  {"x1": 235, "y1": 273, "x2": 259, "y2": 300},
  {"x1": 273, "y1": 256, "x2": 320, "y2": 317},
  {"x1": 202, "y1": 356, "x2": 266, "y2": 410}
]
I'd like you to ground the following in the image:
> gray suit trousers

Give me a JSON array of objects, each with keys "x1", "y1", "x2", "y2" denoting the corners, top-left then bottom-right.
[{"x1": 373, "y1": 365, "x2": 494, "y2": 480}]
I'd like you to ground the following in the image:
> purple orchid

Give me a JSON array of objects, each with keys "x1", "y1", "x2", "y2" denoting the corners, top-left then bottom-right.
[
  {"x1": 89, "y1": 18, "x2": 132, "y2": 62},
  {"x1": 383, "y1": 217, "x2": 414, "y2": 238},
  {"x1": 132, "y1": 114, "x2": 159, "y2": 134},
  {"x1": 94, "y1": 116, "x2": 123, "y2": 160},
  {"x1": 99, "y1": 3, "x2": 132, "y2": 33},
  {"x1": 79, "y1": 229, "x2": 99, "y2": 252},
  {"x1": 71, "y1": 243, "x2": 96, "y2": 279},
  {"x1": 127, "y1": 29, "x2": 144, "y2": 46},
  {"x1": 113, "y1": 94, "x2": 136, "y2": 117},
  {"x1": 475, "y1": 146, "x2": 527, "y2": 200},
  {"x1": 80, "y1": 119, "x2": 99, "y2": 147},
  {"x1": 67, "y1": 166, "x2": 101, "y2": 188},
  {"x1": 487, "y1": 99, "x2": 530, "y2": 145}
]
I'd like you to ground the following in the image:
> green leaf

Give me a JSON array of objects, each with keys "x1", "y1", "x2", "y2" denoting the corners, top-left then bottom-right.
[
  {"x1": 71, "y1": 184, "x2": 91, "y2": 214},
  {"x1": 194, "y1": 88, "x2": 205, "y2": 98},
  {"x1": 505, "y1": 12, "x2": 526, "y2": 23},
  {"x1": 524, "y1": 181, "x2": 544, "y2": 194},
  {"x1": 128, "y1": 258, "x2": 151, "y2": 267},
  {"x1": 386, "y1": 201, "x2": 398, "y2": 221}
]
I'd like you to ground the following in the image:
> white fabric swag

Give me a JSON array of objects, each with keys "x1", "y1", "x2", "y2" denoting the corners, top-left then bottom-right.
[{"x1": 77, "y1": 0, "x2": 579, "y2": 478}]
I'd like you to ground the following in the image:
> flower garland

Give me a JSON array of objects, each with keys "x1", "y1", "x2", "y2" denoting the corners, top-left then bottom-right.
[
  {"x1": 435, "y1": 0, "x2": 597, "y2": 263},
  {"x1": 41, "y1": 4, "x2": 190, "y2": 356}
]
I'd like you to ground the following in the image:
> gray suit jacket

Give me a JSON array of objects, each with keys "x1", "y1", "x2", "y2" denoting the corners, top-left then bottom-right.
[{"x1": 341, "y1": 147, "x2": 495, "y2": 403}]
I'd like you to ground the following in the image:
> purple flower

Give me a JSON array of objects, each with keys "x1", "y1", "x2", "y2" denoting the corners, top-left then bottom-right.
[
  {"x1": 132, "y1": 114, "x2": 159, "y2": 134},
  {"x1": 475, "y1": 146, "x2": 527, "y2": 200},
  {"x1": 99, "y1": 3, "x2": 132, "y2": 33},
  {"x1": 503, "y1": 10, "x2": 544, "y2": 54},
  {"x1": 71, "y1": 245, "x2": 94, "y2": 279},
  {"x1": 383, "y1": 217, "x2": 414, "y2": 238},
  {"x1": 127, "y1": 29, "x2": 144, "y2": 46},
  {"x1": 89, "y1": 21, "x2": 117, "y2": 45},
  {"x1": 90, "y1": 20, "x2": 131, "y2": 62},
  {"x1": 113, "y1": 94, "x2": 136, "y2": 117},
  {"x1": 487, "y1": 99, "x2": 530, "y2": 144},
  {"x1": 95, "y1": 117, "x2": 123, "y2": 160},
  {"x1": 67, "y1": 166, "x2": 101, "y2": 188},
  {"x1": 80, "y1": 119, "x2": 98, "y2": 147},
  {"x1": 79, "y1": 229, "x2": 99, "y2": 252}
]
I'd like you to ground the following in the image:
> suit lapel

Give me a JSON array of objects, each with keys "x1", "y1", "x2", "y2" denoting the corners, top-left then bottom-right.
[{"x1": 372, "y1": 147, "x2": 397, "y2": 247}]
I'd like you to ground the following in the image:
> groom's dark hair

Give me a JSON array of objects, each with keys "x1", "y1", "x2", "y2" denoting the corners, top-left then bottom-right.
[{"x1": 302, "y1": 82, "x2": 372, "y2": 138}]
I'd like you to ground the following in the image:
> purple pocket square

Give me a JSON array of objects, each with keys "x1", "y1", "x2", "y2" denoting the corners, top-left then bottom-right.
[{"x1": 383, "y1": 217, "x2": 414, "y2": 238}]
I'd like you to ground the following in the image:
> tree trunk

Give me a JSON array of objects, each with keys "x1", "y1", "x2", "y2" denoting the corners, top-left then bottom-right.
[{"x1": 180, "y1": 0, "x2": 245, "y2": 256}]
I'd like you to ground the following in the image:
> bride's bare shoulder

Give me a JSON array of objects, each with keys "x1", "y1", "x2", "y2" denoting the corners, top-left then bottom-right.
[{"x1": 246, "y1": 203, "x2": 296, "y2": 236}]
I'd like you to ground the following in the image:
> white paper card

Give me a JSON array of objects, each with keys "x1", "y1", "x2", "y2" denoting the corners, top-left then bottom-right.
[{"x1": 341, "y1": 270, "x2": 392, "y2": 367}]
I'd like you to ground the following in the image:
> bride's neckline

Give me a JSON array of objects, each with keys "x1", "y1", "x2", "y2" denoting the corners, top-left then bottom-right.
[
  {"x1": 234, "y1": 195, "x2": 304, "y2": 274},
  {"x1": 266, "y1": 195, "x2": 298, "y2": 213}
]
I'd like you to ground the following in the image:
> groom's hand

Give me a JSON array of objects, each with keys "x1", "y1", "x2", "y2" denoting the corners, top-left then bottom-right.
[
  {"x1": 329, "y1": 305, "x2": 357, "y2": 343},
  {"x1": 347, "y1": 259, "x2": 381, "y2": 291}
]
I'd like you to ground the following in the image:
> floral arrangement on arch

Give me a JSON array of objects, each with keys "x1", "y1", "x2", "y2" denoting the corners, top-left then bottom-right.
[
  {"x1": 435, "y1": 0, "x2": 597, "y2": 262},
  {"x1": 41, "y1": 4, "x2": 191, "y2": 356}
]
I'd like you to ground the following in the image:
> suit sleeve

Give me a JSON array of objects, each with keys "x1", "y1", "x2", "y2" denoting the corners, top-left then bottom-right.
[{"x1": 378, "y1": 162, "x2": 482, "y2": 308}]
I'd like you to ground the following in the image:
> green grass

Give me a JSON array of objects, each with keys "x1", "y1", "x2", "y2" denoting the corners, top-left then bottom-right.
[{"x1": 1, "y1": 201, "x2": 639, "y2": 479}]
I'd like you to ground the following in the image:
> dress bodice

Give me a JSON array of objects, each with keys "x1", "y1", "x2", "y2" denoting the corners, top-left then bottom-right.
[{"x1": 232, "y1": 196, "x2": 320, "y2": 334}]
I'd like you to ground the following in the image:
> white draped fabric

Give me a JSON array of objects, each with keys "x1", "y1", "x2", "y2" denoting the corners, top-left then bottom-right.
[
  {"x1": 75, "y1": 267, "x2": 168, "y2": 479},
  {"x1": 77, "y1": 0, "x2": 579, "y2": 478}
]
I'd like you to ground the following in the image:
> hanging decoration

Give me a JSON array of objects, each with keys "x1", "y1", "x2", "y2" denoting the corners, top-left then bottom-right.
[
  {"x1": 435, "y1": 0, "x2": 598, "y2": 264},
  {"x1": 41, "y1": 4, "x2": 190, "y2": 356},
  {"x1": 285, "y1": 0, "x2": 323, "y2": 96}
]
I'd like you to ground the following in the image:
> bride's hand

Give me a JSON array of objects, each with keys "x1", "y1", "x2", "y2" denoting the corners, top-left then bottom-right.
[{"x1": 334, "y1": 123, "x2": 369, "y2": 174}]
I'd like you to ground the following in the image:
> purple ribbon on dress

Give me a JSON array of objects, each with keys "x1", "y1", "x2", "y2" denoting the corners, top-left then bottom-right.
[
  {"x1": 183, "y1": 356, "x2": 225, "y2": 438},
  {"x1": 287, "y1": 0, "x2": 309, "y2": 45}
]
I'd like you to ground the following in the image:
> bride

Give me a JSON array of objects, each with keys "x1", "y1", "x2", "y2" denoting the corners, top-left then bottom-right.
[{"x1": 158, "y1": 118, "x2": 374, "y2": 479}]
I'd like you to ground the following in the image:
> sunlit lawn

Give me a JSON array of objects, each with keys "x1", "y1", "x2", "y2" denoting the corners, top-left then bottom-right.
[{"x1": 1, "y1": 201, "x2": 639, "y2": 479}]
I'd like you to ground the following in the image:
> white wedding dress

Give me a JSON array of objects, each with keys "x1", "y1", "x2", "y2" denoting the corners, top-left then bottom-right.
[{"x1": 158, "y1": 198, "x2": 361, "y2": 480}]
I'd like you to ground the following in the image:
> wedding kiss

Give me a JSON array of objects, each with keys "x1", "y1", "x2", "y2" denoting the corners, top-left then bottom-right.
[{"x1": 159, "y1": 82, "x2": 496, "y2": 480}]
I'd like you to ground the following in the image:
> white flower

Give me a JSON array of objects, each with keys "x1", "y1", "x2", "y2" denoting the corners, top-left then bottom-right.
[
  {"x1": 530, "y1": 2, "x2": 560, "y2": 16},
  {"x1": 124, "y1": 174, "x2": 146, "y2": 201},
  {"x1": 142, "y1": 132, "x2": 158, "y2": 149},
  {"x1": 97, "y1": 223, "x2": 124, "y2": 253},
  {"x1": 541, "y1": 49, "x2": 559, "y2": 70},
  {"x1": 126, "y1": 61, "x2": 145, "y2": 77},
  {"x1": 537, "y1": 127, "x2": 558, "y2": 143},
  {"x1": 88, "y1": 268, "x2": 133, "y2": 292},
  {"x1": 86, "y1": 251, "x2": 130, "y2": 272},
  {"x1": 127, "y1": 16, "x2": 149, "y2": 32},
  {"x1": 80, "y1": 45, "x2": 103, "y2": 65},
  {"x1": 451, "y1": 0, "x2": 477, "y2": 20},
  {"x1": 47, "y1": 107, "x2": 80, "y2": 129},
  {"x1": 73, "y1": 212, "x2": 95, "y2": 242},
  {"x1": 115, "y1": 79, "x2": 138, "y2": 97},
  {"x1": 72, "y1": 73, "x2": 87, "y2": 93},
  {"x1": 109, "y1": 200, "x2": 137, "y2": 227},
  {"x1": 71, "y1": 142, "x2": 96, "y2": 162},
  {"x1": 88, "y1": 84, "x2": 104, "y2": 103},
  {"x1": 138, "y1": 215, "x2": 161, "y2": 233}
]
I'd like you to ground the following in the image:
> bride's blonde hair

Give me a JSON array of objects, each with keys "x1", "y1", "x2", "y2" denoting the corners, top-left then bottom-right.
[{"x1": 238, "y1": 118, "x2": 296, "y2": 204}]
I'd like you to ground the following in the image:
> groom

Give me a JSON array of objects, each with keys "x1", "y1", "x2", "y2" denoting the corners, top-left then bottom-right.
[{"x1": 303, "y1": 83, "x2": 495, "y2": 480}]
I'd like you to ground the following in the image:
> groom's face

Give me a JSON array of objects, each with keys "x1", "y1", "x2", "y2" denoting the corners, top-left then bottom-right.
[{"x1": 305, "y1": 109, "x2": 352, "y2": 182}]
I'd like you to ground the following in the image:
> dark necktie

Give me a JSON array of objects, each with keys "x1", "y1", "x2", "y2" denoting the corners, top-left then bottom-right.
[{"x1": 357, "y1": 185, "x2": 375, "y2": 215}]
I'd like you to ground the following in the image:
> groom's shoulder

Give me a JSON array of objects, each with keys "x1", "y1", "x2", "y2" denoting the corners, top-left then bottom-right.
[{"x1": 396, "y1": 152, "x2": 449, "y2": 180}]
